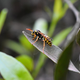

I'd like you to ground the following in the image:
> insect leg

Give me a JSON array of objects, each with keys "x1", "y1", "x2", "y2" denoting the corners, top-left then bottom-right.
[
  {"x1": 32, "y1": 34, "x2": 36, "y2": 40},
  {"x1": 43, "y1": 40, "x2": 45, "y2": 54},
  {"x1": 32, "y1": 36, "x2": 39, "y2": 45}
]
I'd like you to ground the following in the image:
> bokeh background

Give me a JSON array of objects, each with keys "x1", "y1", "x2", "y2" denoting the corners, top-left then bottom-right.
[{"x1": 0, "y1": 0, "x2": 80, "y2": 80}]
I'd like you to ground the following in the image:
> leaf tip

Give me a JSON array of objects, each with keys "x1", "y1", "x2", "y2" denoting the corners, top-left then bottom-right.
[{"x1": 22, "y1": 31, "x2": 25, "y2": 34}]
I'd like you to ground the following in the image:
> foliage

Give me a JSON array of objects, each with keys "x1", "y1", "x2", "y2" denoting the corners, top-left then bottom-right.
[
  {"x1": 0, "y1": 8, "x2": 8, "y2": 33},
  {"x1": 54, "y1": 41, "x2": 73, "y2": 80},
  {"x1": 0, "y1": 52, "x2": 34, "y2": 80},
  {"x1": 0, "y1": 0, "x2": 79, "y2": 80},
  {"x1": 16, "y1": 55, "x2": 34, "y2": 72}
]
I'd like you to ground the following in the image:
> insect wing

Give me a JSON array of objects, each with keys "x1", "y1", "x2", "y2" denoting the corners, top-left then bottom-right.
[
  {"x1": 38, "y1": 31, "x2": 46, "y2": 38},
  {"x1": 38, "y1": 31, "x2": 51, "y2": 41}
]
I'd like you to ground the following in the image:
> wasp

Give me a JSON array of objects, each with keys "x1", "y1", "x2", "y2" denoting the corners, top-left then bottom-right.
[{"x1": 26, "y1": 28, "x2": 52, "y2": 53}]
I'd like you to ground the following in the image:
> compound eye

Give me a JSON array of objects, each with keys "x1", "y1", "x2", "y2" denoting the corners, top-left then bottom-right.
[
  {"x1": 31, "y1": 31, "x2": 34, "y2": 35},
  {"x1": 33, "y1": 30, "x2": 35, "y2": 33}
]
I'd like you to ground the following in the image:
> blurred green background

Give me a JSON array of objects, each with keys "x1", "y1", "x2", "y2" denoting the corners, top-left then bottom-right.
[{"x1": 0, "y1": 0, "x2": 80, "y2": 80}]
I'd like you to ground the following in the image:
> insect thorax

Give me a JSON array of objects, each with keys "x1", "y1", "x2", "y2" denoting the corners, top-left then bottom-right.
[
  {"x1": 31, "y1": 30, "x2": 52, "y2": 46},
  {"x1": 31, "y1": 30, "x2": 43, "y2": 39}
]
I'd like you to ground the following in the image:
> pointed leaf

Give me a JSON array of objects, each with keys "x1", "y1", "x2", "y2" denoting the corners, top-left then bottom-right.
[
  {"x1": 0, "y1": 52, "x2": 33, "y2": 80},
  {"x1": 22, "y1": 31, "x2": 80, "y2": 74},
  {"x1": 54, "y1": 41, "x2": 73, "y2": 80},
  {"x1": 33, "y1": 18, "x2": 48, "y2": 34},
  {"x1": 0, "y1": 8, "x2": 8, "y2": 33},
  {"x1": 0, "y1": 79, "x2": 4, "y2": 80},
  {"x1": 19, "y1": 35, "x2": 34, "y2": 51},
  {"x1": 5, "y1": 40, "x2": 30, "y2": 55},
  {"x1": 52, "y1": 27, "x2": 72, "y2": 45}
]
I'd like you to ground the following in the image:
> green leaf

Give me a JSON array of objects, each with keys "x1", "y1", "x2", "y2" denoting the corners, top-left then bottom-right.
[
  {"x1": 54, "y1": 41, "x2": 74, "y2": 80},
  {"x1": 5, "y1": 40, "x2": 30, "y2": 55},
  {"x1": 22, "y1": 31, "x2": 80, "y2": 74},
  {"x1": 0, "y1": 79, "x2": 4, "y2": 80},
  {"x1": 0, "y1": 8, "x2": 8, "y2": 33},
  {"x1": 33, "y1": 18, "x2": 48, "y2": 34},
  {"x1": 19, "y1": 35, "x2": 34, "y2": 51},
  {"x1": 48, "y1": 0, "x2": 77, "y2": 37},
  {"x1": 53, "y1": 0, "x2": 62, "y2": 17},
  {"x1": 0, "y1": 52, "x2": 34, "y2": 80},
  {"x1": 63, "y1": 0, "x2": 77, "y2": 14},
  {"x1": 16, "y1": 55, "x2": 34, "y2": 72},
  {"x1": 48, "y1": 0, "x2": 63, "y2": 37},
  {"x1": 52, "y1": 27, "x2": 72, "y2": 45},
  {"x1": 32, "y1": 53, "x2": 47, "y2": 78}
]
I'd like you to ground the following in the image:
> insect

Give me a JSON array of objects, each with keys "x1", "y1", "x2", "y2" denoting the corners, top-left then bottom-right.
[{"x1": 26, "y1": 28, "x2": 52, "y2": 53}]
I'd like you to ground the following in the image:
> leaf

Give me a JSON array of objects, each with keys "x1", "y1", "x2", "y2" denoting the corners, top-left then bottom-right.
[
  {"x1": 48, "y1": 0, "x2": 77, "y2": 37},
  {"x1": 33, "y1": 18, "x2": 48, "y2": 34},
  {"x1": 32, "y1": 53, "x2": 47, "y2": 78},
  {"x1": 0, "y1": 79, "x2": 4, "y2": 80},
  {"x1": 22, "y1": 31, "x2": 80, "y2": 74},
  {"x1": 54, "y1": 41, "x2": 73, "y2": 80},
  {"x1": 48, "y1": 0, "x2": 63, "y2": 37},
  {"x1": 5, "y1": 40, "x2": 30, "y2": 55},
  {"x1": 19, "y1": 35, "x2": 34, "y2": 51},
  {"x1": 52, "y1": 27, "x2": 72, "y2": 45},
  {"x1": 76, "y1": 28, "x2": 80, "y2": 46},
  {"x1": 70, "y1": 0, "x2": 77, "y2": 3},
  {"x1": 0, "y1": 52, "x2": 34, "y2": 80},
  {"x1": 53, "y1": 0, "x2": 62, "y2": 17},
  {"x1": 16, "y1": 55, "x2": 34, "y2": 72},
  {"x1": 0, "y1": 8, "x2": 8, "y2": 33}
]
